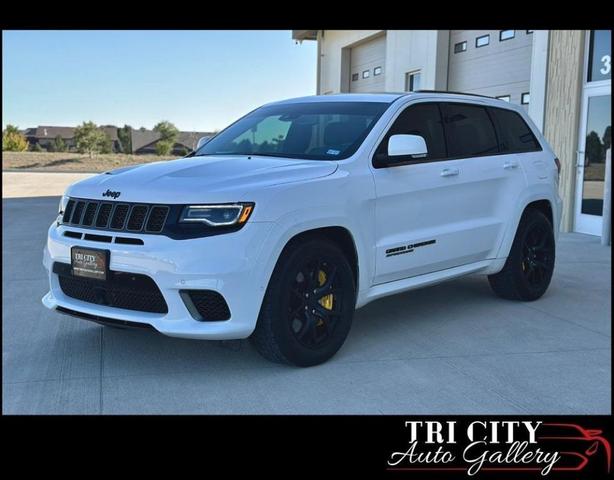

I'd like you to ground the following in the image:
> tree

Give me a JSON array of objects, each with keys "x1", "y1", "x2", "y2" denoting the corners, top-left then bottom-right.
[
  {"x1": 2, "y1": 125, "x2": 29, "y2": 151},
  {"x1": 117, "y1": 125, "x2": 132, "y2": 154},
  {"x1": 603, "y1": 125, "x2": 611, "y2": 153},
  {"x1": 53, "y1": 135, "x2": 67, "y2": 152},
  {"x1": 74, "y1": 121, "x2": 111, "y2": 158},
  {"x1": 155, "y1": 140, "x2": 173, "y2": 156},
  {"x1": 585, "y1": 130, "x2": 604, "y2": 166},
  {"x1": 153, "y1": 121, "x2": 179, "y2": 156}
]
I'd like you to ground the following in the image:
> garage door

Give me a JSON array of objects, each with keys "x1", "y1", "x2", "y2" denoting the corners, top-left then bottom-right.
[
  {"x1": 350, "y1": 35, "x2": 386, "y2": 93},
  {"x1": 448, "y1": 30, "x2": 533, "y2": 107}
]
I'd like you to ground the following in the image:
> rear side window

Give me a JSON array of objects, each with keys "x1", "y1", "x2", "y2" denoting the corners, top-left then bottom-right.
[
  {"x1": 488, "y1": 107, "x2": 542, "y2": 153},
  {"x1": 440, "y1": 103, "x2": 499, "y2": 158},
  {"x1": 377, "y1": 102, "x2": 447, "y2": 160}
]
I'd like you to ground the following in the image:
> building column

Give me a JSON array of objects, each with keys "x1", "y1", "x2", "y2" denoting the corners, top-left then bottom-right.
[
  {"x1": 543, "y1": 30, "x2": 586, "y2": 232},
  {"x1": 528, "y1": 31, "x2": 550, "y2": 132}
]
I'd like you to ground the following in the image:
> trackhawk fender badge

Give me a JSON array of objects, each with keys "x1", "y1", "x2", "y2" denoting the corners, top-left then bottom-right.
[
  {"x1": 386, "y1": 239, "x2": 436, "y2": 257},
  {"x1": 102, "y1": 189, "x2": 121, "y2": 199}
]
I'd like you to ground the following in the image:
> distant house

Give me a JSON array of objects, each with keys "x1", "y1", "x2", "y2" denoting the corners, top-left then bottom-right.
[
  {"x1": 130, "y1": 129, "x2": 214, "y2": 155},
  {"x1": 22, "y1": 125, "x2": 213, "y2": 155},
  {"x1": 24, "y1": 125, "x2": 120, "y2": 152}
]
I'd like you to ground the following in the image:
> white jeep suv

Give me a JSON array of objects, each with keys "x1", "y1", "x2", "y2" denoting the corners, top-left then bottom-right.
[{"x1": 43, "y1": 92, "x2": 562, "y2": 366}]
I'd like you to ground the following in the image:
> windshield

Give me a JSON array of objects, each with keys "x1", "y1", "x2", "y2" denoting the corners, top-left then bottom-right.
[{"x1": 194, "y1": 101, "x2": 390, "y2": 160}]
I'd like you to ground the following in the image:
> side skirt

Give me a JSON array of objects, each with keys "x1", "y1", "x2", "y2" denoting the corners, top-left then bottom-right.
[{"x1": 357, "y1": 259, "x2": 493, "y2": 308}]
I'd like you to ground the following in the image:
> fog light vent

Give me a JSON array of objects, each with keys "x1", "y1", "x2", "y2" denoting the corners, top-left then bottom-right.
[{"x1": 181, "y1": 290, "x2": 231, "y2": 321}]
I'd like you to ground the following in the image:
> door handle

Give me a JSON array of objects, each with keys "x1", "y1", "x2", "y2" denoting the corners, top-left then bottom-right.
[
  {"x1": 440, "y1": 168, "x2": 459, "y2": 177},
  {"x1": 503, "y1": 161, "x2": 519, "y2": 169}
]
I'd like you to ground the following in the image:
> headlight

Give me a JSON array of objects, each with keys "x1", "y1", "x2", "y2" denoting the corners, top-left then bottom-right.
[{"x1": 179, "y1": 203, "x2": 254, "y2": 226}]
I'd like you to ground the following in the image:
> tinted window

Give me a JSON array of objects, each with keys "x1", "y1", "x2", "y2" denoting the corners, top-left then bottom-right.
[
  {"x1": 195, "y1": 102, "x2": 389, "y2": 161},
  {"x1": 489, "y1": 107, "x2": 541, "y2": 153},
  {"x1": 441, "y1": 103, "x2": 499, "y2": 157},
  {"x1": 377, "y1": 103, "x2": 446, "y2": 160}
]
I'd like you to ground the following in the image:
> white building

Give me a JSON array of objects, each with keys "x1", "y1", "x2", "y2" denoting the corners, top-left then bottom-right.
[{"x1": 293, "y1": 30, "x2": 611, "y2": 238}]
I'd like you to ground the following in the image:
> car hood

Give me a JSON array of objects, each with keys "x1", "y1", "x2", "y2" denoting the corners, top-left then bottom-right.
[{"x1": 66, "y1": 155, "x2": 338, "y2": 204}]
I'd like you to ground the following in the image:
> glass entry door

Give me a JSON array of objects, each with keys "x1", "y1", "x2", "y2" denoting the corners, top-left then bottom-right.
[{"x1": 574, "y1": 89, "x2": 611, "y2": 235}]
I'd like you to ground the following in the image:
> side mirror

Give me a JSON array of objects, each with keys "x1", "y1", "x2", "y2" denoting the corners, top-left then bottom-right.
[
  {"x1": 388, "y1": 134, "x2": 428, "y2": 158},
  {"x1": 196, "y1": 136, "x2": 211, "y2": 150}
]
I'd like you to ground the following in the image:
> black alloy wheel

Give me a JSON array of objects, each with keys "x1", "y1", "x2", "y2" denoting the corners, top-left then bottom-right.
[{"x1": 251, "y1": 238, "x2": 356, "y2": 366}]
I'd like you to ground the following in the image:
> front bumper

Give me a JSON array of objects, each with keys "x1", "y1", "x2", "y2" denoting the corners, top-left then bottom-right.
[{"x1": 42, "y1": 221, "x2": 275, "y2": 339}]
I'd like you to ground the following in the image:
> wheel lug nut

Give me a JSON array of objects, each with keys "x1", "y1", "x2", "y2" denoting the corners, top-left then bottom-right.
[
  {"x1": 304, "y1": 306, "x2": 308, "y2": 310},
  {"x1": 312, "y1": 309, "x2": 316, "y2": 314}
]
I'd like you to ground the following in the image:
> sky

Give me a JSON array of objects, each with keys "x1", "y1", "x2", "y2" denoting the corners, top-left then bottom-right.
[{"x1": 2, "y1": 30, "x2": 317, "y2": 132}]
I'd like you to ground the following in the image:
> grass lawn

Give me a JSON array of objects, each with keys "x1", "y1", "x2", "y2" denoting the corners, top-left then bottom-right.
[{"x1": 2, "y1": 151, "x2": 178, "y2": 173}]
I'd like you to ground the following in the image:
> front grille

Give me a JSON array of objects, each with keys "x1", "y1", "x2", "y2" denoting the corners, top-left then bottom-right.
[
  {"x1": 62, "y1": 198, "x2": 171, "y2": 234},
  {"x1": 96, "y1": 203, "x2": 113, "y2": 227},
  {"x1": 82, "y1": 202, "x2": 98, "y2": 226},
  {"x1": 110, "y1": 204, "x2": 130, "y2": 229},
  {"x1": 54, "y1": 262, "x2": 168, "y2": 314},
  {"x1": 127, "y1": 205, "x2": 148, "y2": 231},
  {"x1": 63, "y1": 200, "x2": 75, "y2": 223},
  {"x1": 145, "y1": 206, "x2": 169, "y2": 233},
  {"x1": 71, "y1": 200, "x2": 85, "y2": 224},
  {"x1": 183, "y1": 290, "x2": 231, "y2": 321}
]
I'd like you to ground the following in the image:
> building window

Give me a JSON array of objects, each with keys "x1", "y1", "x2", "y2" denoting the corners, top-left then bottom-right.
[
  {"x1": 454, "y1": 41, "x2": 467, "y2": 53},
  {"x1": 362, "y1": 70, "x2": 370, "y2": 79},
  {"x1": 373, "y1": 66, "x2": 382, "y2": 76},
  {"x1": 476, "y1": 34, "x2": 490, "y2": 48},
  {"x1": 526, "y1": 30, "x2": 534, "y2": 34},
  {"x1": 521, "y1": 92, "x2": 530, "y2": 105},
  {"x1": 588, "y1": 30, "x2": 612, "y2": 82},
  {"x1": 496, "y1": 95, "x2": 511, "y2": 102},
  {"x1": 499, "y1": 30, "x2": 515, "y2": 41},
  {"x1": 351, "y1": 73, "x2": 359, "y2": 81},
  {"x1": 405, "y1": 71, "x2": 422, "y2": 92}
]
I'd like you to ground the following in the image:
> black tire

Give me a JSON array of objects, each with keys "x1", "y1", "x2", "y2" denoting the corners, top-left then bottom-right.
[
  {"x1": 250, "y1": 237, "x2": 356, "y2": 367},
  {"x1": 488, "y1": 208, "x2": 555, "y2": 301}
]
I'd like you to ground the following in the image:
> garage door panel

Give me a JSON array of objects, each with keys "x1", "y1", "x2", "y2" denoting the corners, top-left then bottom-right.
[{"x1": 350, "y1": 35, "x2": 386, "y2": 93}]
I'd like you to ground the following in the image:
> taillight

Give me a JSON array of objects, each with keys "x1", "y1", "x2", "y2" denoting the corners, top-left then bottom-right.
[{"x1": 554, "y1": 157, "x2": 561, "y2": 178}]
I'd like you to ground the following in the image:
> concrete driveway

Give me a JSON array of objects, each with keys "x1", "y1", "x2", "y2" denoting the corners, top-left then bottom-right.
[{"x1": 2, "y1": 175, "x2": 611, "y2": 414}]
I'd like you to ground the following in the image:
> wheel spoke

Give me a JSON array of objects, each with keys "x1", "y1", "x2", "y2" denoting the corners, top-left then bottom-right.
[
  {"x1": 296, "y1": 313, "x2": 316, "y2": 341},
  {"x1": 287, "y1": 254, "x2": 348, "y2": 348}
]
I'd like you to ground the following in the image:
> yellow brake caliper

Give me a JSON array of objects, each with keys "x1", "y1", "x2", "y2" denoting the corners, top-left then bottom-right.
[{"x1": 317, "y1": 270, "x2": 334, "y2": 316}]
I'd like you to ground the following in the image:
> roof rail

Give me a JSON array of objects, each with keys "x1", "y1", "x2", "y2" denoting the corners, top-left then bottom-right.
[{"x1": 415, "y1": 90, "x2": 493, "y2": 99}]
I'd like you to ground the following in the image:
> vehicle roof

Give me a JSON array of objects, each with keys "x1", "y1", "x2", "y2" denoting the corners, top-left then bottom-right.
[
  {"x1": 268, "y1": 93, "x2": 408, "y2": 105},
  {"x1": 266, "y1": 91, "x2": 516, "y2": 108}
]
